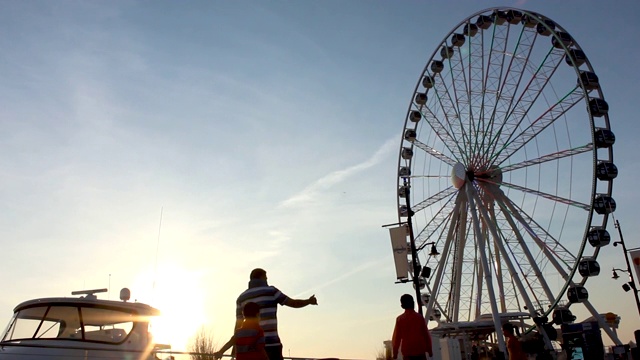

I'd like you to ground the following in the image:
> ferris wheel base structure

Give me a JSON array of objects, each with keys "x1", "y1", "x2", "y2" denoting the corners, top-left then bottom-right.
[{"x1": 387, "y1": 6, "x2": 627, "y2": 359}]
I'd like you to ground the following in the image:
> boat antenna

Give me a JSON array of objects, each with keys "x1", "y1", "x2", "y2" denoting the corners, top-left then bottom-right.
[{"x1": 152, "y1": 206, "x2": 163, "y2": 301}]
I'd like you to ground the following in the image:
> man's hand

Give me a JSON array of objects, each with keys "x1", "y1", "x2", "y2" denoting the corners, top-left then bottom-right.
[{"x1": 308, "y1": 294, "x2": 318, "y2": 305}]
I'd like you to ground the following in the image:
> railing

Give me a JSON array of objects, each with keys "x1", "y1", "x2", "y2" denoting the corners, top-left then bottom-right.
[{"x1": 0, "y1": 342, "x2": 352, "y2": 360}]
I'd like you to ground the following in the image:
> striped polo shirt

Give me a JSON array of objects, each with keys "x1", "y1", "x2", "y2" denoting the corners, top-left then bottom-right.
[{"x1": 236, "y1": 279, "x2": 289, "y2": 347}]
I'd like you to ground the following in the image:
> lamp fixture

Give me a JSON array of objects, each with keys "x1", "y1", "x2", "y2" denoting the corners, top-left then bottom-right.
[{"x1": 429, "y1": 244, "x2": 440, "y2": 256}]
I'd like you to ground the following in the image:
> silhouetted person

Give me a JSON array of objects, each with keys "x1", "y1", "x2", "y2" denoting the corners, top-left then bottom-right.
[
  {"x1": 472, "y1": 345, "x2": 480, "y2": 360},
  {"x1": 215, "y1": 302, "x2": 268, "y2": 360},
  {"x1": 392, "y1": 294, "x2": 433, "y2": 360},
  {"x1": 236, "y1": 268, "x2": 318, "y2": 360},
  {"x1": 502, "y1": 323, "x2": 526, "y2": 360}
]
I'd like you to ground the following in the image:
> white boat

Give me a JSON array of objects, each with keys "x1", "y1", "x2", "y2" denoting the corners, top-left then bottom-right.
[{"x1": 0, "y1": 288, "x2": 170, "y2": 360}]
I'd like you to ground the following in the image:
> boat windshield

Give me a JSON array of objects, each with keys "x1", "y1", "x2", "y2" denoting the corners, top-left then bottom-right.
[{"x1": 2, "y1": 305, "x2": 137, "y2": 344}]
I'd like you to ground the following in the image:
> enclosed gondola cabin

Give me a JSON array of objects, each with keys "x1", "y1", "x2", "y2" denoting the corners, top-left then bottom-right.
[
  {"x1": 440, "y1": 46, "x2": 454, "y2": 59},
  {"x1": 536, "y1": 19, "x2": 555, "y2": 36},
  {"x1": 552, "y1": 31, "x2": 573, "y2": 48},
  {"x1": 464, "y1": 23, "x2": 478, "y2": 36},
  {"x1": 587, "y1": 228, "x2": 611, "y2": 248},
  {"x1": 398, "y1": 185, "x2": 409, "y2": 198},
  {"x1": 492, "y1": 10, "x2": 508, "y2": 25},
  {"x1": 476, "y1": 15, "x2": 493, "y2": 29},
  {"x1": 521, "y1": 14, "x2": 537, "y2": 28},
  {"x1": 399, "y1": 166, "x2": 411, "y2": 177},
  {"x1": 401, "y1": 147, "x2": 414, "y2": 160},
  {"x1": 552, "y1": 308, "x2": 576, "y2": 325},
  {"x1": 404, "y1": 129, "x2": 417, "y2": 142},
  {"x1": 578, "y1": 258, "x2": 600, "y2": 277},
  {"x1": 451, "y1": 33, "x2": 465, "y2": 47},
  {"x1": 579, "y1": 71, "x2": 600, "y2": 91},
  {"x1": 596, "y1": 162, "x2": 618, "y2": 181},
  {"x1": 567, "y1": 286, "x2": 589, "y2": 303},
  {"x1": 594, "y1": 195, "x2": 616, "y2": 215},
  {"x1": 422, "y1": 76, "x2": 434, "y2": 89},
  {"x1": 589, "y1": 98, "x2": 609, "y2": 117},
  {"x1": 565, "y1": 48, "x2": 587, "y2": 67},
  {"x1": 594, "y1": 128, "x2": 615, "y2": 148},
  {"x1": 506, "y1": 10, "x2": 522, "y2": 24},
  {"x1": 431, "y1": 60, "x2": 444, "y2": 73},
  {"x1": 409, "y1": 110, "x2": 422, "y2": 122}
]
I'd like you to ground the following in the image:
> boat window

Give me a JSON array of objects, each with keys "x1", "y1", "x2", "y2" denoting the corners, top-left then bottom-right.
[
  {"x1": 4, "y1": 306, "x2": 68, "y2": 340},
  {"x1": 2, "y1": 305, "x2": 135, "y2": 344},
  {"x1": 80, "y1": 307, "x2": 134, "y2": 343}
]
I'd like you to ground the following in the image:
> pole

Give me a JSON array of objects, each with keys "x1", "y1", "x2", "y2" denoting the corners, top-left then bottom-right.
[
  {"x1": 615, "y1": 220, "x2": 640, "y2": 317},
  {"x1": 404, "y1": 184, "x2": 424, "y2": 317}
]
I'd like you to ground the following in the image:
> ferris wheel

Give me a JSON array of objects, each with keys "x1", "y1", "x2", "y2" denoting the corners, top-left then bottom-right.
[{"x1": 395, "y1": 6, "x2": 619, "y2": 351}]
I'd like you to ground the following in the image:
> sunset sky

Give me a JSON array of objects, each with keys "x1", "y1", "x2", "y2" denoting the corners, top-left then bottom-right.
[{"x1": 1, "y1": 1, "x2": 640, "y2": 359}]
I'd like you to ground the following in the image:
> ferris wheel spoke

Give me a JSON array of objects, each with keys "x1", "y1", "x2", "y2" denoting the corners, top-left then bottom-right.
[
  {"x1": 496, "y1": 190, "x2": 576, "y2": 272},
  {"x1": 415, "y1": 197, "x2": 455, "y2": 250},
  {"x1": 488, "y1": 52, "x2": 581, "y2": 164},
  {"x1": 430, "y1": 78, "x2": 471, "y2": 163},
  {"x1": 411, "y1": 186, "x2": 458, "y2": 214},
  {"x1": 500, "y1": 143, "x2": 593, "y2": 173},
  {"x1": 492, "y1": 86, "x2": 586, "y2": 165},
  {"x1": 477, "y1": 22, "x2": 514, "y2": 162},
  {"x1": 482, "y1": 26, "x2": 540, "y2": 165},
  {"x1": 486, "y1": 186, "x2": 557, "y2": 304},
  {"x1": 450, "y1": 37, "x2": 476, "y2": 161},
  {"x1": 418, "y1": 105, "x2": 468, "y2": 162},
  {"x1": 467, "y1": 28, "x2": 488, "y2": 161},
  {"x1": 412, "y1": 139, "x2": 459, "y2": 167},
  {"x1": 495, "y1": 180, "x2": 591, "y2": 211},
  {"x1": 445, "y1": 44, "x2": 475, "y2": 163}
]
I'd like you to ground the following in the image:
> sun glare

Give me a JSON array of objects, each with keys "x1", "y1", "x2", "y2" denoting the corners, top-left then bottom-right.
[{"x1": 131, "y1": 264, "x2": 207, "y2": 352}]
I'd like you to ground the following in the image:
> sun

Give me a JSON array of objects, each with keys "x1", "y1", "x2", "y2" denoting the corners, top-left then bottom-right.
[{"x1": 131, "y1": 264, "x2": 207, "y2": 352}]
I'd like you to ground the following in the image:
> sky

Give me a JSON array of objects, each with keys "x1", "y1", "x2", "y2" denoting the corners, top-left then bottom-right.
[{"x1": 1, "y1": 1, "x2": 640, "y2": 359}]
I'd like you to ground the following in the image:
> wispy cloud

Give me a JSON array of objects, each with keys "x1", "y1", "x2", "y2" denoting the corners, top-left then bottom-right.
[
  {"x1": 293, "y1": 255, "x2": 389, "y2": 297},
  {"x1": 278, "y1": 136, "x2": 398, "y2": 208}
]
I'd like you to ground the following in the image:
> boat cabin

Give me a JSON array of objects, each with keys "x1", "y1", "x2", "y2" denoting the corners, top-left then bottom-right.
[{"x1": 0, "y1": 288, "x2": 165, "y2": 360}]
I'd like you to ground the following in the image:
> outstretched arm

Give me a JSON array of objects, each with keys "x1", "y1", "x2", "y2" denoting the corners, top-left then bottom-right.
[
  {"x1": 214, "y1": 335, "x2": 236, "y2": 359},
  {"x1": 283, "y1": 294, "x2": 318, "y2": 308}
]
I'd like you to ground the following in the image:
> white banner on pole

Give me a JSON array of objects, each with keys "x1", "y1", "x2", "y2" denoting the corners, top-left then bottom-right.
[
  {"x1": 389, "y1": 226, "x2": 409, "y2": 281},
  {"x1": 629, "y1": 249, "x2": 640, "y2": 283}
]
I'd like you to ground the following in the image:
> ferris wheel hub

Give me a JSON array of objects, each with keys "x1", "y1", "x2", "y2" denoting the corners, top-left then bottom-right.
[{"x1": 451, "y1": 162, "x2": 466, "y2": 189}]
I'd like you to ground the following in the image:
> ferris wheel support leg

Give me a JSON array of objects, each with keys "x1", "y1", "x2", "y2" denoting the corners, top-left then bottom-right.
[
  {"x1": 581, "y1": 300, "x2": 622, "y2": 346},
  {"x1": 425, "y1": 192, "x2": 465, "y2": 322},
  {"x1": 465, "y1": 182, "x2": 507, "y2": 355},
  {"x1": 473, "y1": 187, "x2": 556, "y2": 356}
]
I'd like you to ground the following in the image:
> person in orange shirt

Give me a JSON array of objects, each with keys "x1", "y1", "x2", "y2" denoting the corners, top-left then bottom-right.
[
  {"x1": 392, "y1": 294, "x2": 433, "y2": 360},
  {"x1": 502, "y1": 323, "x2": 527, "y2": 360},
  {"x1": 215, "y1": 302, "x2": 268, "y2": 360}
]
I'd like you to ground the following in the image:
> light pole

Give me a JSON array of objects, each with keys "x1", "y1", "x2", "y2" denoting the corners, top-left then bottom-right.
[
  {"x1": 403, "y1": 183, "x2": 424, "y2": 317},
  {"x1": 613, "y1": 220, "x2": 640, "y2": 317}
]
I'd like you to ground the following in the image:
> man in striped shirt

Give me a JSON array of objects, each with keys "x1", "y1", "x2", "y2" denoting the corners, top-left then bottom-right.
[{"x1": 236, "y1": 268, "x2": 318, "y2": 360}]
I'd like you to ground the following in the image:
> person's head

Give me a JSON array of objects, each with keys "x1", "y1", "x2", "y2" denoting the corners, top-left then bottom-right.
[
  {"x1": 250, "y1": 268, "x2": 267, "y2": 280},
  {"x1": 502, "y1": 323, "x2": 515, "y2": 336},
  {"x1": 243, "y1": 302, "x2": 260, "y2": 319},
  {"x1": 400, "y1": 294, "x2": 415, "y2": 310}
]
